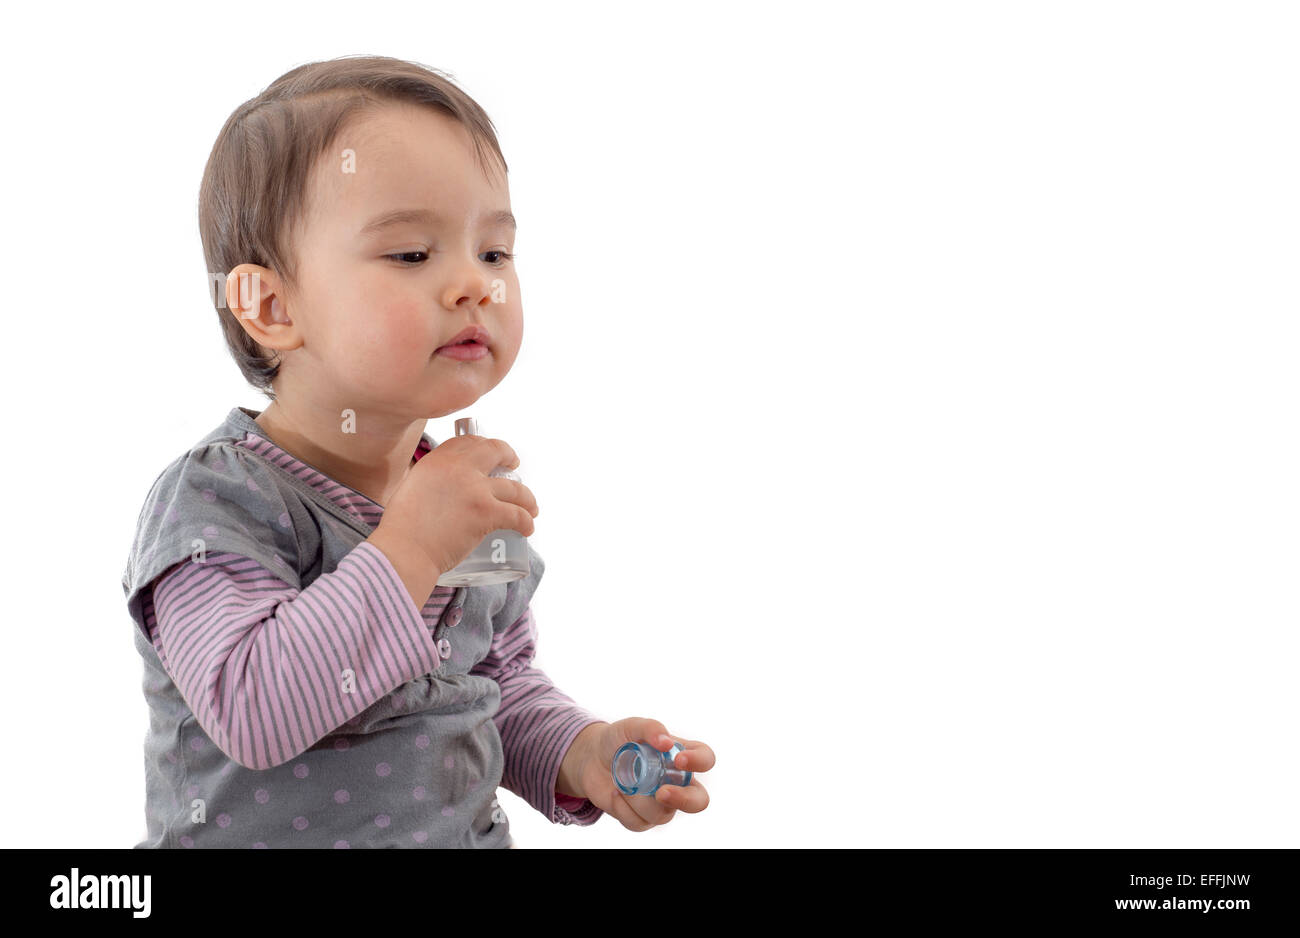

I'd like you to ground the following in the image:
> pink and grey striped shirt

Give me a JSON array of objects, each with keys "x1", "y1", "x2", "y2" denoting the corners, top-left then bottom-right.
[{"x1": 139, "y1": 426, "x2": 602, "y2": 825}]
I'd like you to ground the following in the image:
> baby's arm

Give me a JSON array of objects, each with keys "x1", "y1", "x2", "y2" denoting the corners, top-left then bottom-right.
[
  {"x1": 147, "y1": 542, "x2": 442, "y2": 769},
  {"x1": 471, "y1": 605, "x2": 606, "y2": 825}
]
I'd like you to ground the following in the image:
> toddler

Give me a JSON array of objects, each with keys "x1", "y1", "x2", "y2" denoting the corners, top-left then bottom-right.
[{"x1": 120, "y1": 55, "x2": 713, "y2": 848}]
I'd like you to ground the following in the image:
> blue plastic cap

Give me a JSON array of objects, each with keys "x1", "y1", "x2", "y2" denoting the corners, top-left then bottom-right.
[{"x1": 611, "y1": 740, "x2": 693, "y2": 796}]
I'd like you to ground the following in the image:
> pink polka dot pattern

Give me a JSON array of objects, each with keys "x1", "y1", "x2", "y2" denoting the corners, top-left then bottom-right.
[
  {"x1": 293, "y1": 764, "x2": 309, "y2": 779},
  {"x1": 413, "y1": 786, "x2": 426, "y2": 800},
  {"x1": 202, "y1": 525, "x2": 218, "y2": 537},
  {"x1": 334, "y1": 790, "x2": 350, "y2": 804},
  {"x1": 415, "y1": 734, "x2": 430, "y2": 749},
  {"x1": 375, "y1": 815, "x2": 391, "y2": 828},
  {"x1": 441, "y1": 807, "x2": 455, "y2": 817},
  {"x1": 333, "y1": 738, "x2": 350, "y2": 751},
  {"x1": 246, "y1": 478, "x2": 260, "y2": 493},
  {"x1": 278, "y1": 512, "x2": 291, "y2": 527},
  {"x1": 255, "y1": 789, "x2": 270, "y2": 804},
  {"x1": 335, "y1": 840, "x2": 350, "y2": 849},
  {"x1": 190, "y1": 738, "x2": 204, "y2": 751},
  {"x1": 292, "y1": 816, "x2": 309, "y2": 831},
  {"x1": 217, "y1": 814, "x2": 232, "y2": 828},
  {"x1": 375, "y1": 763, "x2": 391, "y2": 777},
  {"x1": 253, "y1": 842, "x2": 267, "y2": 849},
  {"x1": 412, "y1": 831, "x2": 428, "y2": 843},
  {"x1": 202, "y1": 489, "x2": 217, "y2": 503},
  {"x1": 180, "y1": 836, "x2": 194, "y2": 848}
]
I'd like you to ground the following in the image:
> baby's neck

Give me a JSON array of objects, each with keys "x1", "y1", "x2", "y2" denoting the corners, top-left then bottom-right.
[{"x1": 252, "y1": 401, "x2": 425, "y2": 507}]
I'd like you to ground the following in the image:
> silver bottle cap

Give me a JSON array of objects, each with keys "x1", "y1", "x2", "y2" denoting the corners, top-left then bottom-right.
[{"x1": 454, "y1": 416, "x2": 517, "y2": 480}]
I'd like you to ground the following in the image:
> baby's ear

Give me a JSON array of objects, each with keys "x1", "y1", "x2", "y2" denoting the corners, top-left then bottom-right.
[{"x1": 227, "y1": 266, "x2": 292, "y2": 330}]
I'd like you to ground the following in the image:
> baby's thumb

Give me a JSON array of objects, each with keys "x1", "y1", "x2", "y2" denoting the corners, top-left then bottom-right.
[{"x1": 627, "y1": 717, "x2": 673, "y2": 752}]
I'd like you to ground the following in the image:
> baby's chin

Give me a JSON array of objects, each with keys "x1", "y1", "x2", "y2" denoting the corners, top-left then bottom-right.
[{"x1": 416, "y1": 375, "x2": 507, "y2": 417}]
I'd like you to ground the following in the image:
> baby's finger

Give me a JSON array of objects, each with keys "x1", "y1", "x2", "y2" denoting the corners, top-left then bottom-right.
[
  {"x1": 650, "y1": 787, "x2": 679, "y2": 819},
  {"x1": 637, "y1": 721, "x2": 672, "y2": 751},
  {"x1": 670, "y1": 740, "x2": 715, "y2": 773},
  {"x1": 603, "y1": 791, "x2": 657, "y2": 833},
  {"x1": 658, "y1": 779, "x2": 709, "y2": 814}
]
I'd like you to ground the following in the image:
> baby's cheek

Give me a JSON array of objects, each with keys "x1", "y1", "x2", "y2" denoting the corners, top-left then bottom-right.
[
  {"x1": 333, "y1": 321, "x2": 429, "y2": 391},
  {"x1": 492, "y1": 333, "x2": 522, "y2": 379},
  {"x1": 495, "y1": 311, "x2": 525, "y2": 367},
  {"x1": 371, "y1": 308, "x2": 436, "y2": 359}
]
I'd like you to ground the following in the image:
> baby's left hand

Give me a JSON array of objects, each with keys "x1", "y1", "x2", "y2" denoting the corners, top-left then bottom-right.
[{"x1": 563, "y1": 717, "x2": 714, "y2": 832}]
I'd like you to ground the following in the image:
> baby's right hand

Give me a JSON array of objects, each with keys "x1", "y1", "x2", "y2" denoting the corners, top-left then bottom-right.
[{"x1": 378, "y1": 435, "x2": 539, "y2": 578}]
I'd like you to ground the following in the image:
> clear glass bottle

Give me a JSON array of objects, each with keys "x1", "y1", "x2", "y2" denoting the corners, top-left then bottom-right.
[{"x1": 435, "y1": 416, "x2": 531, "y2": 587}]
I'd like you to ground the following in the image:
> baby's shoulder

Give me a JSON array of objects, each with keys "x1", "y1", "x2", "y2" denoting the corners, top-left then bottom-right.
[
  {"x1": 159, "y1": 437, "x2": 295, "y2": 502},
  {"x1": 130, "y1": 438, "x2": 302, "y2": 562}
]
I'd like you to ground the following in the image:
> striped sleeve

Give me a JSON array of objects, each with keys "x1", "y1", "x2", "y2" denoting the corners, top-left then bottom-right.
[
  {"x1": 146, "y1": 541, "x2": 441, "y2": 770},
  {"x1": 470, "y1": 605, "x2": 607, "y2": 825}
]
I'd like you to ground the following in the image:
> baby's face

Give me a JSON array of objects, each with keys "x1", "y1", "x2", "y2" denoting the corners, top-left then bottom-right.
[{"x1": 281, "y1": 102, "x2": 521, "y2": 418}]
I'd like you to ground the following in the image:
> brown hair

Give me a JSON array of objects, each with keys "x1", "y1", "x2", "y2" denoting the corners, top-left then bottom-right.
[{"x1": 198, "y1": 55, "x2": 508, "y2": 400}]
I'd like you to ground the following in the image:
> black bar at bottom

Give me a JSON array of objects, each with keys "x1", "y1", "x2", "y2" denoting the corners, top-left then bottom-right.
[{"x1": 9, "y1": 847, "x2": 1295, "y2": 925}]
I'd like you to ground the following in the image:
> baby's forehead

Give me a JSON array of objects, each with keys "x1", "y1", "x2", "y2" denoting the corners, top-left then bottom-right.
[
  {"x1": 304, "y1": 123, "x2": 501, "y2": 232},
  {"x1": 347, "y1": 103, "x2": 481, "y2": 171},
  {"x1": 346, "y1": 107, "x2": 427, "y2": 158},
  {"x1": 307, "y1": 106, "x2": 504, "y2": 223}
]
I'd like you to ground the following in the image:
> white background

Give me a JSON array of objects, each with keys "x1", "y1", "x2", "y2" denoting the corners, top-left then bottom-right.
[{"x1": 1, "y1": 0, "x2": 1296, "y2": 848}]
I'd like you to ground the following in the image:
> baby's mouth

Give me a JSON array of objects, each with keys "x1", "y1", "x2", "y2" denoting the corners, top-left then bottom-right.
[
  {"x1": 438, "y1": 324, "x2": 491, "y2": 349},
  {"x1": 435, "y1": 327, "x2": 491, "y2": 360}
]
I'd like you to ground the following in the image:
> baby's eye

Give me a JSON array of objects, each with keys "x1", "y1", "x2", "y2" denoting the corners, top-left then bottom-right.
[{"x1": 386, "y1": 251, "x2": 514, "y2": 267}]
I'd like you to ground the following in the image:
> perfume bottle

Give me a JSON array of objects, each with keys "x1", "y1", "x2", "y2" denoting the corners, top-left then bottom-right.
[
  {"x1": 611, "y1": 740, "x2": 693, "y2": 797},
  {"x1": 435, "y1": 417, "x2": 532, "y2": 587}
]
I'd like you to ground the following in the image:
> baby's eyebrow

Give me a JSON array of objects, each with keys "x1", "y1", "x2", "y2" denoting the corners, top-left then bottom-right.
[{"x1": 359, "y1": 207, "x2": 516, "y2": 236}]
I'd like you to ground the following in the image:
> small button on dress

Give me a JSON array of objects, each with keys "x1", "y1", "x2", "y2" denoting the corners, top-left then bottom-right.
[
  {"x1": 437, "y1": 638, "x2": 452, "y2": 659},
  {"x1": 445, "y1": 605, "x2": 462, "y2": 628}
]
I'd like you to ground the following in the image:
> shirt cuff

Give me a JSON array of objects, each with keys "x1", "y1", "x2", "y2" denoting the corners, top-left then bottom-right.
[
  {"x1": 547, "y1": 717, "x2": 608, "y2": 825},
  {"x1": 555, "y1": 793, "x2": 589, "y2": 812}
]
